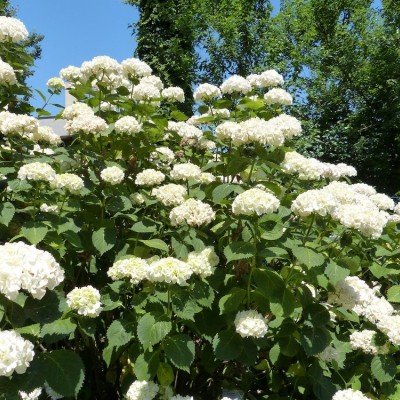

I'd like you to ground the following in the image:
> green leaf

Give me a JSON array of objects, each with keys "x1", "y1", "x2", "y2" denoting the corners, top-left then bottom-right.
[
  {"x1": 134, "y1": 351, "x2": 160, "y2": 380},
  {"x1": 371, "y1": 355, "x2": 397, "y2": 383},
  {"x1": 164, "y1": 334, "x2": 195, "y2": 372},
  {"x1": 292, "y1": 246, "x2": 325, "y2": 268},
  {"x1": 0, "y1": 202, "x2": 15, "y2": 226},
  {"x1": 157, "y1": 362, "x2": 175, "y2": 386},
  {"x1": 254, "y1": 269, "x2": 295, "y2": 316},
  {"x1": 219, "y1": 288, "x2": 246, "y2": 314},
  {"x1": 107, "y1": 195, "x2": 132, "y2": 213},
  {"x1": 92, "y1": 227, "x2": 116, "y2": 255},
  {"x1": 137, "y1": 313, "x2": 171, "y2": 350},
  {"x1": 41, "y1": 318, "x2": 76, "y2": 343},
  {"x1": 300, "y1": 325, "x2": 331, "y2": 356},
  {"x1": 212, "y1": 183, "x2": 241, "y2": 203},
  {"x1": 21, "y1": 222, "x2": 48, "y2": 245},
  {"x1": 325, "y1": 261, "x2": 349, "y2": 285},
  {"x1": 131, "y1": 218, "x2": 158, "y2": 233},
  {"x1": 387, "y1": 286, "x2": 400, "y2": 303},
  {"x1": 139, "y1": 239, "x2": 169, "y2": 253},
  {"x1": 39, "y1": 350, "x2": 85, "y2": 397},
  {"x1": 224, "y1": 241, "x2": 256, "y2": 263},
  {"x1": 107, "y1": 318, "x2": 135, "y2": 349},
  {"x1": 213, "y1": 329, "x2": 242, "y2": 361}
]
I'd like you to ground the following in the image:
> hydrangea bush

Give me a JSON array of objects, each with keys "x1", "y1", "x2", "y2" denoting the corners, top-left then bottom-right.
[{"x1": 0, "y1": 15, "x2": 400, "y2": 400}]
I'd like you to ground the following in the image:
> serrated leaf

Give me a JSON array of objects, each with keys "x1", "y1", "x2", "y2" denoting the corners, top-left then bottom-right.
[
  {"x1": 224, "y1": 241, "x2": 256, "y2": 263},
  {"x1": 134, "y1": 351, "x2": 160, "y2": 380},
  {"x1": 41, "y1": 318, "x2": 76, "y2": 343},
  {"x1": 292, "y1": 246, "x2": 325, "y2": 268},
  {"x1": 39, "y1": 350, "x2": 85, "y2": 397},
  {"x1": 219, "y1": 288, "x2": 246, "y2": 314},
  {"x1": 371, "y1": 355, "x2": 397, "y2": 383},
  {"x1": 92, "y1": 227, "x2": 116, "y2": 255},
  {"x1": 164, "y1": 334, "x2": 195, "y2": 372},
  {"x1": 137, "y1": 313, "x2": 171, "y2": 350},
  {"x1": 107, "y1": 318, "x2": 135, "y2": 349},
  {"x1": 213, "y1": 329, "x2": 242, "y2": 361},
  {"x1": 300, "y1": 325, "x2": 331, "y2": 356},
  {"x1": 139, "y1": 239, "x2": 169, "y2": 253},
  {"x1": 325, "y1": 261, "x2": 349, "y2": 285},
  {"x1": 0, "y1": 202, "x2": 15, "y2": 226},
  {"x1": 387, "y1": 285, "x2": 400, "y2": 303},
  {"x1": 157, "y1": 362, "x2": 174, "y2": 386},
  {"x1": 21, "y1": 222, "x2": 48, "y2": 245}
]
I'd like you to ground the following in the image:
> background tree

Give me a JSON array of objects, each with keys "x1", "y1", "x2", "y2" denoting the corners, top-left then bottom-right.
[
  {"x1": 0, "y1": 0, "x2": 43, "y2": 113},
  {"x1": 126, "y1": 0, "x2": 198, "y2": 114}
]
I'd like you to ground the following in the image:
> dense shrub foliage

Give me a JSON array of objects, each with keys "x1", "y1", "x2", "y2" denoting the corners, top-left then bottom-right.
[{"x1": 0, "y1": 16, "x2": 400, "y2": 400}]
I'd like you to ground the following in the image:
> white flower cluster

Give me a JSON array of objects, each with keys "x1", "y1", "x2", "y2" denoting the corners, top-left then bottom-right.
[
  {"x1": 175, "y1": 123, "x2": 203, "y2": 140},
  {"x1": 220, "y1": 75, "x2": 252, "y2": 95},
  {"x1": 332, "y1": 389, "x2": 369, "y2": 400},
  {"x1": 0, "y1": 241, "x2": 64, "y2": 300},
  {"x1": 216, "y1": 115, "x2": 301, "y2": 147},
  {"x1": 18, "y1": 162, "x2": 56, "y2": 182},
  {"x1": 193, "y1": 83, "x2": 221, "y2": 101},
  {"x1": 151, "y1": 184, "x2": 187, "y2": 206},
  {"x1": 114, "y1": 116, "x2": 142, "y2": 134},
  {"x1": 349, "y1": 330, "x2": 378, "y2": 354},
  {"x1": 148, "y1": 257, "x2": 193, "y2": 286},
  {"x1": 234, "y1": 310, "x2": 269, "y2": 338},
  {"x1": 19, "y1": 388, "x2": 42, "y2": 400},
  {"x1": 135, "y1": 169, "x2": 165, "y2": 186},
  {"x1": 51, "y1": 173, "x2": 84, "y2": 194},
  {"x1": 232, "y1": 188, "x2": 280, "y2": 216},
  {"x1": 330, "y1": 276, "x2": 400, "y2": 345},
  {"x1": 0, "y1": 330, "x2": 34, "y2": 377},
  {"x1": 62, "y1": 102, "x2": 94, "y2": 120},
  {"x1": 186, "y1": 247, "x2": 219, "y2": 278},
  {"x1": 140, "y1": 75, "x2": 164, "y2": 90},
  {"x1": 60, "y1": 65, "x2": 82, "y2": 83},
  {"x1": 121, "y1": 58, "x2": 152, "y2": 79},
  {"x1": 66, "y1": 285, "x2": 102, "y2": 317},
  {"x1": 131, "y1": 82, "x2": 160, "y2": 101},
  {"x1": 47, "y1": 77, "x2": 64, "y2": 91},
  {"x1": 108, "y1": 257, "x2": 149, "y2": 284},
  {"x1": 162, "y1": 87, "x2": 185, "y2": 102},
  {"x1": 100, "y1": 166, "x2": 124, "y2": 185},
  {"x1": 282, "y1": 151, "x2": 357, "y2": 181},
  {"x1": 170, "y1": 199, "x2": 216, "y2": 227},
  {"x1": 31, "y1": 126, "x2": 62, "y2": 146},
  {"x1": 246, "y1": 69, "x2": 284, "y2": 88},
  {"x1": 80, "y1": 55, "x2": 122, "y2": 82},
  {"x1": 170, "y1": 396, "x2": 193, "y2": 400},
  {"x1": 292, "y1": 181, "x2": 394, "y2": 238},
  {"x1": 0, "y1": 16, "x2": 28, "y2": 42},
  {"x1": 0, "y1": 111, "x2": 39, "y2": 139},
  {"x1": 149, "y1": 147, "x2": 175, "y2": 169},
  {"x1": 199, "y1": 172, "x2": 216, "y2": 184},
  {"x1": 0, "y1": 58, "x2": 17, "y2": 85},
  {"x1": 170, "y1": 163, "x2": 202, "y2": 181},
  {"x1": 65, "y1": 113, "x2": 108, "y2": 135},
  {"x1": 126, "y1": 380, "x2": 158, "y2": 400},
  {"x1": 40, "y1": 203, "x2": 59, "y2": 213},
  {"x1": 264, "y1": 88, "x2": 293, "y2": 105}
]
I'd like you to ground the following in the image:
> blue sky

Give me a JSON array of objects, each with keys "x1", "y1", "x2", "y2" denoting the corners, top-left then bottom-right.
[
  {"x1": 12, "y1": 0, "x2": 381, "y2": 112},
  {"x1": 12, "y1": 0, "x2": 139, "y2": 111}
]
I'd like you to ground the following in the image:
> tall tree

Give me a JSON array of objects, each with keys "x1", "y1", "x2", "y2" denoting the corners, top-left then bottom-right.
[
  {"x1": 0, "y1": 0, "x2": 43, "y2": 113},
  {"x1": 196, "y1": 0, "x2": 273, "y2": 83},
  {"x1": 126, "y1": 0, "x2": 198, "y2": 114}
]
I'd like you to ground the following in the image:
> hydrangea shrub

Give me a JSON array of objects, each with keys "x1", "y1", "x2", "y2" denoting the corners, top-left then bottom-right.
[{"x1": 0, "y1": 15, "x2": 400, "y2": 400}]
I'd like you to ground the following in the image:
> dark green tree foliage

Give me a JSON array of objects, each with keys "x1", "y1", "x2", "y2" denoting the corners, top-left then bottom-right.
[
  {"x1": 127, "y1": 0, "x2": 197, "y2": 114},
  {"x1": 254, "y1": 0, "x2": 400, "y2": 193},
  {"x1": 197, "y1": 0, "x2": 273, "y2": 83},
  {"x1": 0, "y1": 0, "x2": 43, "y2": 113}
]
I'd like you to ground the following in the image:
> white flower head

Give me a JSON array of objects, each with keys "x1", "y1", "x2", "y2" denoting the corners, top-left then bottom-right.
[
  {"x1": 66, "y1": 285, "x2": 102, "y2": 317},
  {"x1": 0, "y1": 330, "x2": 34, "y2": 377},
  {"x1": 232, "y1": 188, "x2": 280, "y2": 216},
  {"x1": 126, "y1": 380, "x2": 159, "y2": 400},
  {"x1": 234, "y1": 310, "x2": 268, "y2": 338},
  {"x1": 100, "y1": 166, "x2": 124, "y2": 185},
  {"x1": 170, "y1": 199, "x2": 215, "y2": 227},
  {"x1": 135, "y1": 169, "x2": 165, "y2": 186}
]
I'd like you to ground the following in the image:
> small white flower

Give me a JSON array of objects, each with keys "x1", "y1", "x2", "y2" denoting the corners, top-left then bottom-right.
[
  {"x1": 66, "y1": 285, "x2": 102, "y2": 317},
  {"x1": 100, "y1": 166, "x2": 124, "y2": 185},
  {"x1": 234, "y1": 310, "x2": 268, "y2": 338}
]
